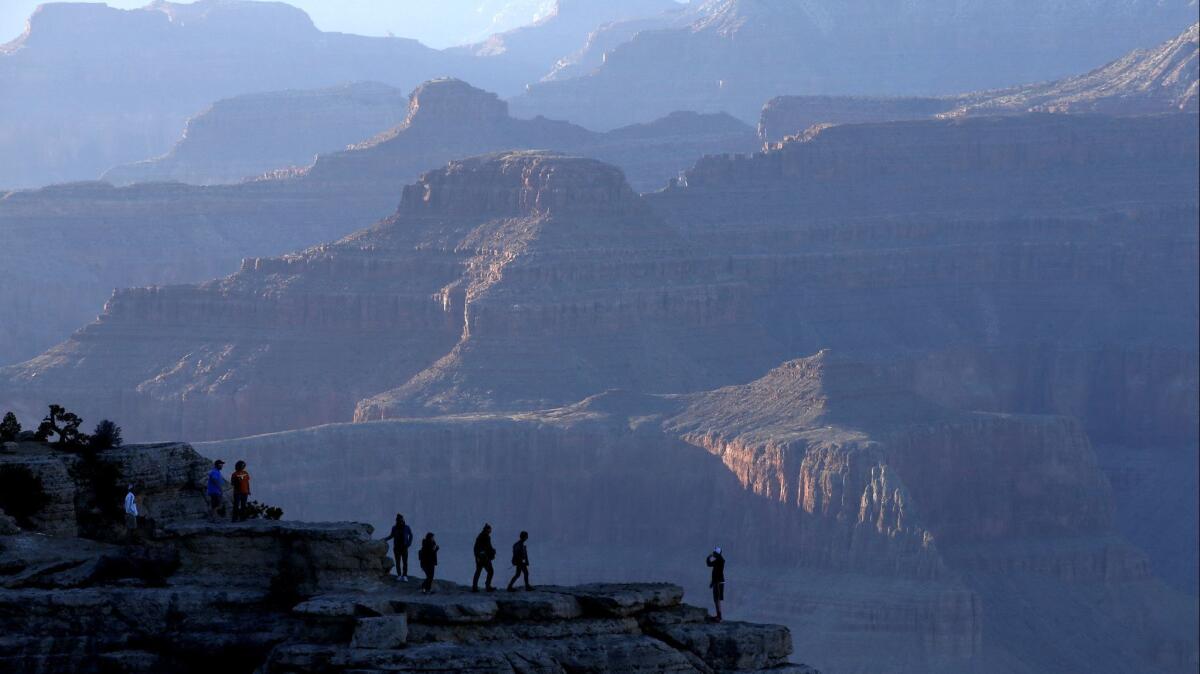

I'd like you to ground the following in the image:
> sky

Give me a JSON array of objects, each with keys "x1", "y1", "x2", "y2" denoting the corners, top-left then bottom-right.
[{"x1": 0, "y1": 0, "x2": 556, "y2": 48}]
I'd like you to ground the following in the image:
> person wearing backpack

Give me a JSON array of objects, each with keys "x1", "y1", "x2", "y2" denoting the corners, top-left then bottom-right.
[
  {"x1": 230, "y1": 461, "x2": 251, "y2": 522},
  {"x1": 205, "y1": 460, "x2": 225, "y2": 522},
  {"x1": 472, "y1": 523, "x2": 497, "y2": 592},
  {"x1": 418, "y1": 532, "x2": 439, "y2": 594},
  {"x1": 382, "y1": 513, "x2": 414, "y2": 581},
  {"x1": 507, "y1": 530, "x2": 533, "y2": 592}
]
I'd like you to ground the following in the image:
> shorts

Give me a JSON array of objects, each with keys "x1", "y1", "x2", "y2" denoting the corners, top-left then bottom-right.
[
  {"x1": 712, "y1": 582, "x2": 725, "y2": 602},
  {"x1": 209, "y1": 494, "x2": 222, "y2": 509}
]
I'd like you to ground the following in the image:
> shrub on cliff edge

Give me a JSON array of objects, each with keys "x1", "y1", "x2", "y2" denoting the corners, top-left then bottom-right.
[
  {"x1": 89, "y1": 420, "x2": 123, "y2": 450},
  {"x1": 35, "y1": 404, "x2": 89, "y2": 448},
  {"x1": 0, "y1": 412, "x2": 20, "y2": 442}
]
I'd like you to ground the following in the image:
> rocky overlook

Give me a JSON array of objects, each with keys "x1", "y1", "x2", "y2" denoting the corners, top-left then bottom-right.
[
  {"x1": 0, "y1": 440, "x2": 811, "y2": 673},
  {"x1": 0, "y1": 77, "x2": 756, "y2": 364},
  {"x1": 758, "y1": 22, "x2": 1200, "y2": 143},
  {"x1": 512, "y1": 0, "x2": 1196, "y2": 128}
]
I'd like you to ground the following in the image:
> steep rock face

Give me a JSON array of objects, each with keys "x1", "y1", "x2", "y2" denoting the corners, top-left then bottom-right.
[
  {"x1": 512, "y1": 0, "x2": 1196, "y2": 129},
  {"x1": 102, "y1": 82, "x2": 413, "y2": 186},
  {"x1": 0, "y1": 152, "x2": 767, "y2": 440},
  {"x1": 0, "y1": 78, "x2": 756, "y2": 364},
  {"x1": 757, "y1": 23, "x2": 1199, "y2": 143},
  {"x1": 201, "y1": 353, "x2": 1196, "y2": 673}
]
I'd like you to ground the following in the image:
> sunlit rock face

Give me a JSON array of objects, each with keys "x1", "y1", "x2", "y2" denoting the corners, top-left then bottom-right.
[{"x1": 0, "y1": 78, "x2": 756, "y2": 365}]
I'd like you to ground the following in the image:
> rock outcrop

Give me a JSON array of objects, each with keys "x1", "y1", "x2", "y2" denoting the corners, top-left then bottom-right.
[
  {"x1": 0, "y1": 78, "x2": 756, "y2": 364},
  {"x1": 512, "y1": 0, "x2": 1196, "y2": 128},
  {"x1": 102, "y1": 82, "x2": 413, "y2": 186},
  {"x1": 758, "y1": 22, "x2": 1199, "y2": 143},
  {"x1": 0, "y1": 441, "x2": 810, "y2": 673}
]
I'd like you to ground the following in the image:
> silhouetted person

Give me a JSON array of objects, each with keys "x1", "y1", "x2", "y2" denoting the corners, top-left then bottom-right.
[
  {"x1": 507, "y1": 530, "x2": 532, "y2": 592},
  {"x1": 472, "y1": 523, "x2": 496, "y2": 592},
  {"x1": 206, "y1": 460, "x2": 225, "y2": 521},
  {"x1": 706, "y1": 547, "x2": 725, "y2": 622},
  {"x1": 230, "y1": 460, "x2": 251, "y2": 522},
  {"x1": 382, "y1": 513, "x2": 414, "y2": 581},
  {"x1": 418, "y1": 532, "x2": 439, "y2": 594}
]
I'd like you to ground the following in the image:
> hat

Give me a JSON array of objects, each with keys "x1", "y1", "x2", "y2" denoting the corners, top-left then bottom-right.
[
  {"x1": 214, "y1": 459, "x2": 225, "y2": 467},
  {"x1": 714, "y1": 546, "x2": 722, "y2": 554}
]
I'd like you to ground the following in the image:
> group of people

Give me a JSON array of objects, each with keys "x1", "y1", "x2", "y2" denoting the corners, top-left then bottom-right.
[
  {"x1": 206, "y1": 458, "x2": 253, "y2": 522},
  {"x1": 383, "y1": 515, "x2": 534, "y2": 595},
  {"x1": 174, "y1": 459, "x2": 729, "y2": 619}
]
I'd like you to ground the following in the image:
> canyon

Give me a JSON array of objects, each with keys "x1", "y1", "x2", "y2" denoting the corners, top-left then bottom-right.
[
  {"x1": 512, "y1": 0, "x2": 1197, "y2": 129},
  {"x1": 758, "y1": 22, "x2": 1199, "y2": 143},
  {"x1": 0, "y1": 78, "x2": 756, "y2": 365}
]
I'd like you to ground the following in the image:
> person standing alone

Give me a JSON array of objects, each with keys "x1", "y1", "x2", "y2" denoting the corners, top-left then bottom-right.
[
  {"x1": 472, "y1": 523, "x2": 497, "y2": 592},
  {"x1": 382, "y1": 514, "x2": 414, "y2": 581},
  {"x1": 706, "y1": 547, "x2": 725, "y2": 622},
  {"x1": 206, "y1": 460, "x2": 225, "y2": 522},
  {"x1": 124, "y1": 484, "x2": 139, "y2": 536},
  {"x1": 230, "y1": 461, "x2": 251, "y2": 522},
  {"x1": 418, "y1": 532, "x2": 439, "y2": 594},
  {"x1": 507, "y1": 530, "x2": 533, "y2": 592}
]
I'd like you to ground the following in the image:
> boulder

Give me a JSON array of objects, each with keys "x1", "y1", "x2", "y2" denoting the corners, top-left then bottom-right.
[{"x1": 350, "y1": 615, "x2": 408, "y2": 649}]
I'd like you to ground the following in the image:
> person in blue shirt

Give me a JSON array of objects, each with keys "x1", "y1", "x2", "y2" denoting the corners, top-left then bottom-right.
[{"x1": 206, "y1": 459, "x2": 225, "y2": 521}]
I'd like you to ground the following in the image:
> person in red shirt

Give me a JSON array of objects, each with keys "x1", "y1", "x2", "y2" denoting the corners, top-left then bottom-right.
[{"x1": 230, "y1": 460, "x2": 251, "y2": 522}]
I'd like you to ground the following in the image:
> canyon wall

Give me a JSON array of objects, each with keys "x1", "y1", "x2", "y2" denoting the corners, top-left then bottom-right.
[
  {"x1": 201, "y1": 353, "x2": 1197, "y2": 673},
  {"x1": 0, "y1": 78, "x2": 756, "y2": 365}
]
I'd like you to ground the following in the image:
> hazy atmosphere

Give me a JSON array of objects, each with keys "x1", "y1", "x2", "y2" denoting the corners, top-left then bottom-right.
[{"x1": 0, "y1": 1, "x2": 1196, "y2": 673}]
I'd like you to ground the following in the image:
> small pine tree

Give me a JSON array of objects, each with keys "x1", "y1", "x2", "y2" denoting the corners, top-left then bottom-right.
[
  {"x1": 89, "y1": 420, "x2": 123, "y2": 450},
  {"x1": 35, "y1": 404, "x2": 89, "y2": 448},
  {"x1": 0, "y1": 412, "x2": 20, "y2": 442}
]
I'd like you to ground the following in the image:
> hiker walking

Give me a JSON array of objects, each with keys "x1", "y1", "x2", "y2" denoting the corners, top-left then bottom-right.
[
  {"x1": 472, "y1": 523, "x2": 497, "y2": 592},
  {"x1": 206, "y1": 459, "x2": 225, "y2": 521},
  {"x1": 706, "y1": 547, "x2": 726, "y2": 622},
  {"x1": 382, "y1": 513, "x2": 414, "y2": 581},
  {"x1": 230, "y1": 460, "x2": 251, "y2": 522},
  {"x1": 418, "y1": 532, "x2": 439, "y2": 594},
  {"x1": 124, "y1": 484, "x2": 139, "y2": 534},
  {"x1": 507, "y1": 530, "x2": 533, "y2": 592}
]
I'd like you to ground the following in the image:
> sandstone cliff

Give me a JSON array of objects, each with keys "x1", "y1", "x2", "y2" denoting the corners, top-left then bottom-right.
[
  {"x1": 758, "y1": 22, "x2": 1199, "y2": 143},
  {"x1": 0, "y1": 78, "x2": 756, "y2": 364},
  {"x1": 0, "y1": 440, "x2": 810, "y2": 673}
]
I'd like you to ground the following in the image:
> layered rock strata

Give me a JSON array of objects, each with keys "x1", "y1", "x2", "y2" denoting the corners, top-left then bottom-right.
[
  {"x1": 0, "y1": 78, "x2": 756, "y2": 364},
  {"x1": 0, "y1": 441, "x2": 809, "y2": 674},
  {"x1": 758, "y1": 22, "x2": 1199, "y2": 143},
  {"x1": 512, "y1": 0, "x2": 1196, "y2": 128},
  {"x1": 200, "y1": 352, "x2": 1198, "y2": 673}
]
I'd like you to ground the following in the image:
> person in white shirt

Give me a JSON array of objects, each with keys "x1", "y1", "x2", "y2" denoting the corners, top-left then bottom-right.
[{"x1": 124, "y1": 484, "x2": 139, "y2": 532}]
